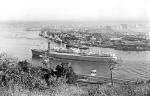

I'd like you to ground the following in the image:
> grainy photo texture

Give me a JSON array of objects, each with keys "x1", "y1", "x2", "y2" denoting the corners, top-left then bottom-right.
[{"x1": 0, "y1": 0, "x2": 150, "y2": 96}]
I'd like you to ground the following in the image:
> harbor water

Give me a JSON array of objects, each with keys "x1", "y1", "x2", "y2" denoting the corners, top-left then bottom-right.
[{"x1": 0, "y1": 22, "x2": 150, "y2": 81}]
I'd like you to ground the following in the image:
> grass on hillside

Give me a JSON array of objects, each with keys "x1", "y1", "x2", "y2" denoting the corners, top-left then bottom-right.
[{"x1": 0, "y1": 53, "x2": 150, "y2": 96}]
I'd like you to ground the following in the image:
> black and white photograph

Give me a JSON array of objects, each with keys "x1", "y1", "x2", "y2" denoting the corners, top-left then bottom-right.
[{"x1": 0, "y1": 0, "x2": 150, "y2": 96}]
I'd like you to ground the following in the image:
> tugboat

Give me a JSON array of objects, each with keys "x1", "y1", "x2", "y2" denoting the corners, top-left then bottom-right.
[
  {"x1": 31, "y1": 49, "x2": 46, "y2": 58},
  {"x1": 66, "y1": 44, "x2": 89, "y2": 50}
]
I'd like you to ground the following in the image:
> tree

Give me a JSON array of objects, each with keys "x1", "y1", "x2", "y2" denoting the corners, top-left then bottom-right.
[
  {"x1": 17, "y1": 60, "x2": 30, "y2": 73},
  {"x1": 55, "y1": 62, "x2": 77, "y2": 84}
]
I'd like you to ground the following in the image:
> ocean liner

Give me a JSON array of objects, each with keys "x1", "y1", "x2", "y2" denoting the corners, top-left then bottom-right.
[{"x1": 31, "y1": 42, "x2": 117, "y2": 62}]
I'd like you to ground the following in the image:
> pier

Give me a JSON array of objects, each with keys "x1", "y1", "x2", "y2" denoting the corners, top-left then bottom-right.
[{"x1": 77, "y1": 74, "x2": 138, "y2": 85}]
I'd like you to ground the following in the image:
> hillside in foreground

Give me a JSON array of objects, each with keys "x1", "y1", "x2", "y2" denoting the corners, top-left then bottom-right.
[{"x1": 0, "y1": 53, "x2": 150, "y2": 96}]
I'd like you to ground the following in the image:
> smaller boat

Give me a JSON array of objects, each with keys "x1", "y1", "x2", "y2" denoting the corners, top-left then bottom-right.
[
  {"x1": 66, "y1": 44, "x2": 89, "y2": 50},
  {"x1": 90, "y1": 70, "x2": 97, "y2": 76},
  {"x1": 79, "y1": 45, "x2": 89, "y2": 50},
  {"x1": 31, "y1": 49, "x2": 47, "y2": 58}
]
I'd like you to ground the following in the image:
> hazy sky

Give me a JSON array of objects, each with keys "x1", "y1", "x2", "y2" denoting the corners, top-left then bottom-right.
[{"x1": 0, "y1": 0, "x2": 149, "y2": 21}]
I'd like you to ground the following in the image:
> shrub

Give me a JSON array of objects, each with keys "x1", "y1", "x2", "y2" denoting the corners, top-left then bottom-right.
[{"x1": 1, "y1": 53, "x2": 150, "y2": 96}]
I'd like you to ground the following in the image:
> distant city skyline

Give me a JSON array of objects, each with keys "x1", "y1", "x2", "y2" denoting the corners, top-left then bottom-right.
[{"x1": 0, "y1": 0, "x2": 149, "y2": 22}]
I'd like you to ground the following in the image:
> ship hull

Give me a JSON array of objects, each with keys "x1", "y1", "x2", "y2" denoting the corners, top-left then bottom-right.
[{"x1": 49, "y1": 52, "x2": 114, "y2": 62}]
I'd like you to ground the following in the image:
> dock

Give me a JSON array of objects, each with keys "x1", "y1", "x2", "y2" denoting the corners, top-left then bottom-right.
[{"x1": 77, "y1": 74, "x2": 138, "y2": 85}]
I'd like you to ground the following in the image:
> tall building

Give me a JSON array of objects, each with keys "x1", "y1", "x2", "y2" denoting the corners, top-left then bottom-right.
[{"x1": 120, "y1": 24, "x2": 128, "y2": 30}]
